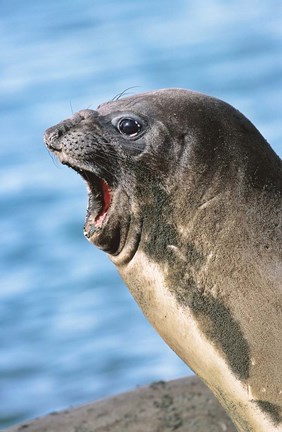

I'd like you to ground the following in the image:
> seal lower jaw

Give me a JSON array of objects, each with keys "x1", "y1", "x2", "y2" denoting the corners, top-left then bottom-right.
[
  {"x1": 62, "y1": 163, "x2": 134, "y2": 256},
  {"x1": 82, "y1": 177, "x2": 133, "y2": 257},
  {"x1": 63, "y1": 166, "x2": 117, "y2": 253}
]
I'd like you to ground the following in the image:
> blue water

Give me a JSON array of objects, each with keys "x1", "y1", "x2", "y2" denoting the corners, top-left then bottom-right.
[{"x1": 0, "y1": 0, "x2": 281, "y2": 428}]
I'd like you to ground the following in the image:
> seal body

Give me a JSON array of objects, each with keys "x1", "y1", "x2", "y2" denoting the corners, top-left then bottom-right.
[{"x1": 44, "y1": 89, "x2": 282, "y2": 432}]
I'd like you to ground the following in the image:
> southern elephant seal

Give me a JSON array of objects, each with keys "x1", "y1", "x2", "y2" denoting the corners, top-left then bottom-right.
[{"x1": 44, "y1": 89, "x2": 282, "y2": 432}]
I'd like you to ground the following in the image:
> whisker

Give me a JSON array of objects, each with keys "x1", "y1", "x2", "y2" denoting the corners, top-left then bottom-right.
[
  {"x1": 69, "y1": 101, "x2": 74, "y2": 115},
  {"x1": 45, "y1": 148, "x2": 61, "y2": 168},
  {"x1": 86, "y1": 160, "x2": 118, "y2": 180},
  {"x1": 112, "y1": 86, "x2": 141, "y2": 101}
]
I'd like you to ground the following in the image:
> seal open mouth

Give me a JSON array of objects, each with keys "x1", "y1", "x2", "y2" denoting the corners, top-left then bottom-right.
[
  {"x1": 92, "y1": 177, "x2": 112, "y2": 227},
  {"x1": 70, "y1": 166, "x2": 113, "y2": 232}
]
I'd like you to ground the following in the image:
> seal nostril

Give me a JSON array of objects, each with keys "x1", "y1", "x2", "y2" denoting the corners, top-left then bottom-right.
[
  {"x1": 78, "y1": 109, "x2": 99, "y2": 120},
  {"x1": 44, "y1": 128, "x2": 63, "y2": 151}
]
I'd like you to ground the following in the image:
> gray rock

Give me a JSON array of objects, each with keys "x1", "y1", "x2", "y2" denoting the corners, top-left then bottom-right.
[{"x1": 5, "y1": 377, "x2": 236, "y2": 432}]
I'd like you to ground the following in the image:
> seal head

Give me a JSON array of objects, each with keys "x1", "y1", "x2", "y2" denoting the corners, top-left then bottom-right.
[
  {"x1": 44, "y1": 108, "x2": 140, "y2": 256},
  {"x1": 44, "y1": 89, "x2": 281, "y2": 260}
]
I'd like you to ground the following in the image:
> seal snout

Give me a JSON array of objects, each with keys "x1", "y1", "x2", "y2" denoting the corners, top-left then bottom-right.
[
  {"x1": 44, "y1": 109, "x2": 98, "y2": 152},
  {"x1": 44, "y1": 126, "x2": 64, "y2": 151}
]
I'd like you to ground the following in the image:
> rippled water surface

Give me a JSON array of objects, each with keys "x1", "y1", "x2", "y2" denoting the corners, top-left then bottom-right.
[{"x1": 0, "y1": 0, "x2": 281, "y2": 428}]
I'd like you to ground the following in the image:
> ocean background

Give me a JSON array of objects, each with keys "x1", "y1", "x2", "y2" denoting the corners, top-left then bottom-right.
[{"x1": 0, "y1": 0, "x2": 281, "y2": 428}]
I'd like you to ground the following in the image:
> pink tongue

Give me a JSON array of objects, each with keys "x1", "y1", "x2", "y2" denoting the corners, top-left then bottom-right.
[{"x1": 95, "y1": 179, "x2": 112, "y2": 227}]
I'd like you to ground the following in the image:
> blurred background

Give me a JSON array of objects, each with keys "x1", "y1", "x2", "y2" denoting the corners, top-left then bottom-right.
[{"x1": 0, "y1": 0, "x2": 281, "y2": 429}]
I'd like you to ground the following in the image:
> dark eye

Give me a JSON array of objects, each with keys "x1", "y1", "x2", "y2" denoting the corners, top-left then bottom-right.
[{"x1": 118, "y1": 118, "x2": 142, "y2": 137}]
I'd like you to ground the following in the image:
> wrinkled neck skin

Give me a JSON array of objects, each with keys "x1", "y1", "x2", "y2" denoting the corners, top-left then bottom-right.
[{"x1": 110, "y1": 159, "x2": 282, "y2": 432}]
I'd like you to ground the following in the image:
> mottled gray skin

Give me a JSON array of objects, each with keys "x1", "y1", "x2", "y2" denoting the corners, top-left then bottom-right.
[{"x1": 44, "y1": 89, "x2": 282, "y2": 432}]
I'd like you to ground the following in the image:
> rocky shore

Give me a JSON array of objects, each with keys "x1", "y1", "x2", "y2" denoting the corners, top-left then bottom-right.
[{"x1": 5, "y1": 376, "x2": 236, "y2": 432}]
